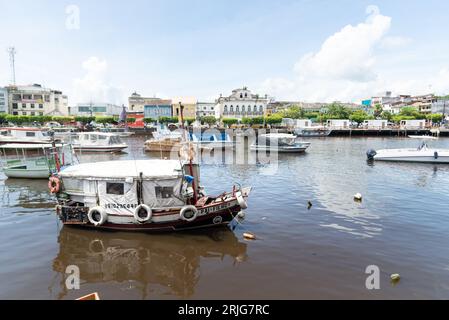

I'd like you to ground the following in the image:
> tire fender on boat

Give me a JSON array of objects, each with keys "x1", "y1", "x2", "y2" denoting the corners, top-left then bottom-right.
[
  {"x1": 180, "y1": 205, "x2": 198, "y2": 222},
  {"x1": 134, "y1": 204, "x2": 153, "y2": 224},
  {"x1": 87, "y1": 207, "x2": 108, "y2": 226},
  {"x1": 236, "y1": 191, "x2": 248, "y2": 209}
]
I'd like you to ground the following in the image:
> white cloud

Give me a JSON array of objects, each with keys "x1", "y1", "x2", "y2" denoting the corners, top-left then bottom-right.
[
  {"x1": 72, "y1": 57, "x2": 124, "y2": 105},
  {"x1": 259, "y1": 5, "x2": 449, "y2": 103}
]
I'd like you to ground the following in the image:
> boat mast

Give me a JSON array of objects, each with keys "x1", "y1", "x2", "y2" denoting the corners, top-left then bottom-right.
[{"x1": 179, "y1": 102, "x2": 198, "y2": 204}]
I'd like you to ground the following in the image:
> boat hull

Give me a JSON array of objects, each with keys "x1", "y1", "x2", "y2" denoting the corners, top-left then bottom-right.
[
  {"x1": 371, "y1": 148, "x2": 449, "y2": 164},
  {"x1": 3, "y1": 168, "x2": 50, "y2": 179},
  {"x1": 250, "y1": 143, "x2": 310, "y2": 153},
  {"x1": 374, "y1": 156, "x2": 449, "y2": 163},
  {"x1": 73, "y1": 146, "x2": 128, "y2": 153}
]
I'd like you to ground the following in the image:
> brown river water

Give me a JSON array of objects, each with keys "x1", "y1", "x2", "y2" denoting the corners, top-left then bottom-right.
[{"x1": 1, "y1": 135, "x2": 449, "y2": 299}]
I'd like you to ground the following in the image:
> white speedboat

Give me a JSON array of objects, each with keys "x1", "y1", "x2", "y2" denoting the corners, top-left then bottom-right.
[
  {"x1": 250, "y1": 133, "x2": 311, "y2": 153},
  {"x1": 367, "y1": 142, "x2": 449, "y2": 163},
  {"x1": 0, "y1": 127, "x2": 58, "y2": 144},
  {"x1": 72, "y1": 132, "x2": 128, "y2": 153},
  {"x1": 189, "y1": 131, "x2": 234, "y2": 150},
  {"x1": 294, "y1": 126, "x2": 332, "y2": 137},
  {"x1": 0, "y1": 143, "x2": 74, "y2": 179}
]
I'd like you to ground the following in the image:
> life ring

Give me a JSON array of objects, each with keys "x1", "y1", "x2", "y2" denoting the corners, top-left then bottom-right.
[
  {"x1": 134, "y1": 204, "x2": 153, "y2": 224},
  {"x1": 48, "y1": 176, "x2": 60, "y2": 194},
  {"x1": 180, "y1": 205, "x2": 198, "y2": 222},
  {"x1": 236, "y1": 191, "x2": 248, "y2": 209},
  {"x1": 87, "y1": 206, "x2": 108, "y2": 226}
]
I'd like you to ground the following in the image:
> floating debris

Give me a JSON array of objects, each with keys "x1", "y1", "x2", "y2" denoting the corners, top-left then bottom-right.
[
  {"x1": 390, "y1": 273, "x2": 401, "y2": 283},
  {"x1": 307, "y1": 201, "x2": 313, "y2": 210},
  {"x1": 243, "y1": 232, "x2": 257, "y2": 240},
  {"x1": 354, "y1": 193, "x2": 363, "y2": 201}
]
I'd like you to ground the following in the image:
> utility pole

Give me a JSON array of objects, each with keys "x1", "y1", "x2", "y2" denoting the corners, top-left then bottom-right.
[{"x1": 7, "y1": 47, "x2": 17, "y2": 85}]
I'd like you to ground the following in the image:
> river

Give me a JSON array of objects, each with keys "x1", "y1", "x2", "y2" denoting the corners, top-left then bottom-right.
[{"x1": 1, "y1": 135, "x2": 449, "y2": 299}]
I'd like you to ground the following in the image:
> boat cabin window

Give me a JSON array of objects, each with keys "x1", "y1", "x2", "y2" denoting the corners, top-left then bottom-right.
[
  {"x1": 26, "y1": 132, "x2": 36, "y2": 137},
  {"x1": 155, "y1": 186, "x2": 174, "y2": 199},
  {"x1": 109, "y1": 136, "x2": 123, "y2": 144},
  {"x1": 90, "y1": 135, "x2": 98, "y2": 142},
  {"x1": 0, "y1": 131, "x2": 7, "y2": 136},
  {"x1": 106, "y1": 182, "x2": 124, "y2": 195},
  {"x1": 98, "y1": 135, "x2": 107, "y2": 140}
]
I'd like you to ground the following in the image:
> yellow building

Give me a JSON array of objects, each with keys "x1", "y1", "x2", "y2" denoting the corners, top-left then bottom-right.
[{"x1": 171, "y1": 96, "x2": 197, "y2": 119}]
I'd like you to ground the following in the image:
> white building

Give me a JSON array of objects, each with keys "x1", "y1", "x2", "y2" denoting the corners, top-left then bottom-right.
[
  {"x1": 196, "y1": 102, "x2": 216, "y2": 117},
  {"x1": 400, "y1": 119, "x2": 426, "y2": 130},
  {"x1": 431, "y1": 99, "x2": 449, "y2": 117},
  {"x1": 215, "y1": 87, "x2": 269, "y2": 120},
  {"x1": 363, "y1": 119, "x2": 388, "y2": 129},
  {"x1": 0, "y1": 87, "x2": 8, "y2": 114},
  {"x1": 71, "y1": 103, "x2": 123, "y2": 117},
  {"x1": 326, "y1": 119, "x2": 350, "y2": 129},
  {"x1": 7, "y1": 84, "x2": 68, "y2": 116},
  {"x1": 282, "y1": 118, "x2": 312, "y2": 128}
]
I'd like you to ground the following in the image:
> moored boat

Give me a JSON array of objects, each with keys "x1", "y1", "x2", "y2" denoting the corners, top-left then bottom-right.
[
  {"x1": 72, "y1": 132, "x2": 128, "y2": 153},
  {"x1": 367, "y1": 141, "x2": 449, "y2": 163},
  {"x1": 294, "y1": 126, "x2": 332, "y2": 137},
  {"x1": 250, "y1": 133, "x2": 311, "y2": 153},
  {"x1": 53, "y1": 159, "x2": 251, "y2": 232},
  {"x1": 0, "y1": 127, "x2": 59, "y2": 144}
]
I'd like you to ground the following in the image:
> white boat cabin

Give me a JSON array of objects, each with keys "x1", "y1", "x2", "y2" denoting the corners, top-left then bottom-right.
[
  {"x1": 326, "y1": 119, "x2": 350, "y2": 129},
  {"x1": 0, "y1": 127, "x2": 52, "y2": 143},
  {"x1": 58, "y1": 160, "x2": 198, "y2": 217},
  {"x1": 74, "y1": 132, "x2": 125, "y2": 146},
  {"x1": 282, "y1": 118, "x2": 312, "y2": 128}
]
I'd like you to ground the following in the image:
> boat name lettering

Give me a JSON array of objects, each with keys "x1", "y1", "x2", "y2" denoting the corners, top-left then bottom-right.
[{"x1": 105, "y1": 203, "x2": 138, "y2": 209}]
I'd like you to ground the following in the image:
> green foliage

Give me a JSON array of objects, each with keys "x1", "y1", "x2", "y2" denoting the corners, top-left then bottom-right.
[
  {"x1": 184, "y1": 117, "x2": 195, "y2": 125},
  {"x1": 95, "y1": 116, "x2": 115, "y2": 124},
  {"x1": 0, "y1": 113, "x2": 6, "y2": 124},
  {"x1": 75, "y1": 116, "x2": 95, "y2": 123},
  {"x1": 241, "y1": 117, "x2": 264, "y2": 125},
  {"x1": 200, "y1": 116, "x2": 217, "y2": 125},
  {"x1": 426, "y1": 113, "x2": 443, "y2": 123},
  {"x1": 325, "y1": 103, "x2": 352, "y2": 119},
  {"x1": 222, "y1": 118, "x2": 239, "y2": 126},
  {"x1": 51, "y1": 116, "x2": 73, "y2": 124},
  {"x1": 381, "y1": 111, "x2": 393, "y2": 121},
  {"x1": 264, "y1": 114, "x2": 283, "y2": 125},
  {"x1": 373, "y1": 104, "x2": 383, "y2": 118},
  {"x1": 281, "y1": 105, "x2": 304, "y2": 119},
  {"x1": 159, "y1": 116, "x2": 179, "y2": 124},
  {"x1": 304, "y1": 112, "x2": 320, "y2": 120},
  {"x1": 392, "y1": 115, "x2": 416, "y2": 123},
  {"x1": 143, "y1": 117, "x2": 155, "y2": 124},
  {"x1": 349, "y1": 110, "x2": 372, "y2": 124},
  {"x1": 126, "y1": 118, "x2": 136, "y2": 123},
  {"x1": 399, "y1": 106, "x2": 420, "y2": 117}
]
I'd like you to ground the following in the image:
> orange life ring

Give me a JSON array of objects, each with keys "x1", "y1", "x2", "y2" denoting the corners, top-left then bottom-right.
[{"x1": 48, "y1": 176, "x2": 60, "y2": 194}]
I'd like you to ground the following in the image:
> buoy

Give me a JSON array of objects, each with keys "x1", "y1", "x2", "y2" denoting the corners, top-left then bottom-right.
[
  {"x1": 354, "y1": 193, "x2": 363, "y2": 201},
  {"x1": 243, "y1": 232, "x2": 256, "y2": 240},
  {"x1": 390, "y1": 273, "x2": 401, "y2": 282},
  {"x1": 307, "y1": 201, "x2": 313, "y2": 209}
]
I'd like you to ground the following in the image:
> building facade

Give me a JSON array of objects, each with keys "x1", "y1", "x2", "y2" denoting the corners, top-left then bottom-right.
[
  {"x1": 128, "y1": 92, "x2": 156, "y2": 113},
  {"x1": 71, "y1": 103, "x2": 123, "y2": 117},
  {"x1": 0, "y1": 87, "x2": 8, "y2": 114},
  {"x1": 196, "y1": 102, "x2": 216, "y2": 117},
  {"x1": 143, "y1": 99, "x2": 173, "y2": 120},
  {"x1": 171, "y1": 97, "x2": 197, "y2": 119},
  {"x1": 431, "y1": 99, "x2": 449, "y2": 116},
  {"x1": 6, "y1": 84, "x2": 68, "y2": 116},
  {"x1": 215, "y1": 87, "x2": 269, "y2": 120}
]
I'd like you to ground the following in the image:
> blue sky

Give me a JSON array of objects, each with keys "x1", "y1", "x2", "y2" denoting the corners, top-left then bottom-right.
[{"x1": 1, "y1": 0, "x2": 449, "y2": 104}]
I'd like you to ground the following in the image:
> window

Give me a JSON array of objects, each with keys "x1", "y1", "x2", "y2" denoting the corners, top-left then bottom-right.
[
  {"x1": 22, "y1": 112, "x2": 27, "y2": 115},
  {"x1": 245, "y1": 93, "x2": 248, "y2": 98},
  {"x1": 12, "y1": 112, "x2": 18, "y2": 115},
  {"x1": 31, "y1": 112, "x2": 35, "y2": 116},
  {"x1": 93, "y1": 106, "x2": 107, "y2": 113},
  {"x1": 78, "y1": 106, "x2": 91, "y2": 112},
  {"x1": 155, "y1": 186, "x2": 174, "y2": 199},
  {"x1": 26, "y1": 132, "x2": 36, "y2": 137},
  {"x1": 242, "y1": 105, "x2": 246, "y2": 112},
  {"x1": 39, "y1": 112, "x2": 43, "y2": 116},
  {"x1": 106, "y1": 182, "x2": 124, "y2": 195},
  {"x1": 240, "y1": 93, "x2": 243, "y2": 98},
  {"x1": 254, "y1": 105, "x2": 257, "y2": 112},
  {"x1": 30, "y1": 104, "x2": 35, "y2": 109},
  {"x1": 39, "y1": 104, "x2": 43, "y2": 109},
  {"x1": 224, "y1": 105, "x2": 227, "y2": 112},
  {"x1": 12, "y1": 103, "x2": 18, "y2": 109},
  {"x1": 236, "y1": 105, "x2": 239, "y2": 112},
  {"x1": 34, "y1": 94, "x2": 43, "y2": 100},
  {"x1": 44, "y1": 95, "x2": 50, "y2": 102},
  {"x1": 22, "y1": 103, "x2": 27, "y2": 108},
  {"x1": 230, "y1": 105, "x2": 234, "y2": 112},
  {"x1": 23, "y1": 94, "x2": 32, "y2": 100},
  {"x1": 90, "y1": 135, "x2": 98, "y2": 142},
  {"x1": 259, "y1": 105, "x2": 263, "y2": 112},
  {"x1": 12, "y1": 94, "x2": 21, "y2": 101}
]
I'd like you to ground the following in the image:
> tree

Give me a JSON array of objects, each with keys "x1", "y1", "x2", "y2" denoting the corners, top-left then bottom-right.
[
  {"x1": 373, "y1": 104, "x2": 383, "y2": 118},
  {"x1": 222, "y1": 118, "x2": 238, "y2": 126},
  {"x1": 95, "y1": 116, "x2": 115, "y2": 124},
  {"x1": 264, "y1": 114, "x2": 283, "y2": 125},
  {"x1": 381, "y1": 111, "x2": 393, "y2": 122},
  {"x1": 349, "y1": 110, "x2": 371, "y2": 124},
  {"x1": 427, "y1": 113, "x2": 443, "y2": 123},
  {"x1": 75, "y1": 116, "x2": 95, "y2": 123},
  {"x1": 143, "y1": 117, "x2": 155, "y2": 124},
  {"x1": 159, "y1": 116, "x2": 179, "y2": 124},
  {"x1": 126, "y1": 118, "x2": 136, "y2": 123},
  {"x1": 0, "y1": 113, "x2": 6, "y2": 124},
  {"x1": 281, "y1": 105, "x2": 304, "y2": 119},
  {"x1": 200, "y1": 116, "x2": 217, "y2": 126},
  {"x1": 52, "y1": 116, "x2": 74, "y2": 124},
  {"x1": 326, "y1": 103, "x2": 352, "y2": 119}
]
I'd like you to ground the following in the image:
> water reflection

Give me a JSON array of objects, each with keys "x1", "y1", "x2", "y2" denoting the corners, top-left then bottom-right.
[
  {"x1": 52, "y1": 226, "x2": 247, "y2": 299},
  {"x1": 1, "y1": 178, "x2": 53, "y2": 209}
]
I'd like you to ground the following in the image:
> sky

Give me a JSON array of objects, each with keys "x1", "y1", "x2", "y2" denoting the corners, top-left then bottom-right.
[{"x1": 0, "y1": 0, "x2": 449, "y2": 105}]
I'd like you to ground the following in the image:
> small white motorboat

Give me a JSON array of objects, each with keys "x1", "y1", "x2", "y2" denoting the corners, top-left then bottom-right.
[
  {"x1": 0, "y1": 127, "x2": 59, "y2": 144},
  {"x1": 294, "y1": 126, "x2": 332, "y2": 137},
  {"x1": 367, "y1": 141, "x2": 449, "y2": 163},
  {"x1": 72, "y1": 132, "x2": 128, "y2": 153},
  {"x1": 250, "y1": 133, "x2": 311, "y2": 153},
  {"x1": 0, "y1": 143, "x2": 75, "y2": 179}
]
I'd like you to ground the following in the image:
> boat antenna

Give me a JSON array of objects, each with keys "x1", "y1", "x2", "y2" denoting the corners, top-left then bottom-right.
[{"x1": 179, "y1": 102, "x2": 198, "y2": 204}]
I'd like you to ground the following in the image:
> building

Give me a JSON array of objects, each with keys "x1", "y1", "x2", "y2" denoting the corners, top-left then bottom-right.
[
  {"x1": 326, "y1": 119, "x2": 350, "y2": 129},
  {"x1": 0, "y1": 87, "x2": 8, "y2": 114},
  {"x1": 431, "y1": 99, "x2": 449, "y2": 116},
  {"x1": 71, "y1": 103, "x2": 122, "y2": 117},
  {"x1": 143, "y1": 99, "x2": 173, "y2": 120},
  {"x1": 400, "y1": 119, "x2": 426, "y2": 130},
  {"x1": 363, "y1": 120, "x2": 388, "y2": 129},
  {"x1": 215, "y1": 87, "x2": 269, "y2": 120},
  {"x1": 196, "y1": 102, "x2": 216, "y2": 117},
  {"x1": 172, "y1": 97, "x2": 197, "y2": 119},
  {"x1": 128, "y1": 92, "x2": 160, "y2": 113},
  {"x1": 6, "y1": 84, "x2": 68, "y2": 116}
]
